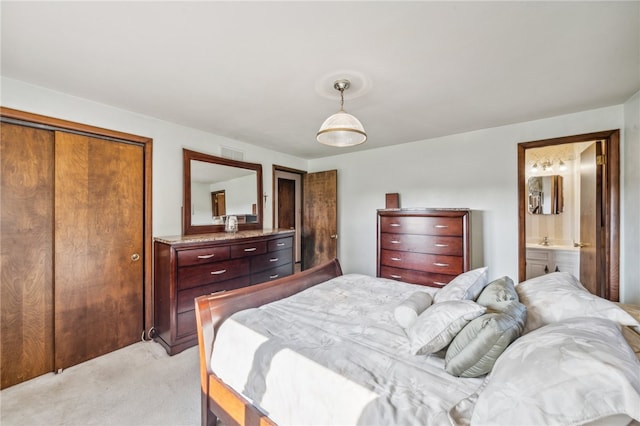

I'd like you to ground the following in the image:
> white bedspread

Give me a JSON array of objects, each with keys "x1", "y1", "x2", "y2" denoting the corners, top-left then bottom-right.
[{"x1": 211, "y1": 274, "x2": 484, "y2": 425}]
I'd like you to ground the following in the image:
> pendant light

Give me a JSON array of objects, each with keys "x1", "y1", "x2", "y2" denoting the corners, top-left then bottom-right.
[{"x1": 316, "y1": 79, "x2": 367, "y2": 147}]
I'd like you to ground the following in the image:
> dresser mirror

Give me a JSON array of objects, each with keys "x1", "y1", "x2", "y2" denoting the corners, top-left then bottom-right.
[
  {"x1": 183, "y1": 149, "x2": 263, "y2": 235},
  {"x1": 527, "y1": 175, "x2": 564, "y2": 215}
]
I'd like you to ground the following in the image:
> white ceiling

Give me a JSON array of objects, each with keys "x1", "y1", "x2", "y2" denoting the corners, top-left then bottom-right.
[{"x1": 2, "y1": 1, "x2": 639, "y2": 159}]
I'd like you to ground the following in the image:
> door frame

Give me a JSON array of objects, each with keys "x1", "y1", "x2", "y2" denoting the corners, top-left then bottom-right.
[
  {"x1": 517, "y1": 129, "x2": 620, "y2": 300},
  {"x1": 0, "y1": 107, "x2": 154, "y2": 335},
  {"x1": 272, "y1": 165, "x2": 304, "y2": 264}
]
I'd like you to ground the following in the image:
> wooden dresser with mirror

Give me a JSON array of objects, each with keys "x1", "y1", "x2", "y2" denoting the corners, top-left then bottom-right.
[{"x1": 153, "y1": 149, "x2": 295, "y2": 355}]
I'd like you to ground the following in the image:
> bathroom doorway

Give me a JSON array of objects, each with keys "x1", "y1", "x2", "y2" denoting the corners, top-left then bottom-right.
[{"x1": 517, "y1": 130, "x2": 620, "y2": 301}]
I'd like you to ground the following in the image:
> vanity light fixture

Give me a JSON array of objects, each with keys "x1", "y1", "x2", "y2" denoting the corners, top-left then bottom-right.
[
  {"x1": 531, "y1": 162, "x2": 539, "y2": 173},
  {"x1": 317, "y1": 79, "x2": 367, "y2": 147}
]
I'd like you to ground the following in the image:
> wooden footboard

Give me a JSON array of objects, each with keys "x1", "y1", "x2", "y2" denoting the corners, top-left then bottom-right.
[{"x1": 194, "y1": 258, "x2": 343, "y2": 426}]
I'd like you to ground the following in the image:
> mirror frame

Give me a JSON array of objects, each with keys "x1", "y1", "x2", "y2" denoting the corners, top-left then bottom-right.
[{"x1": 182, "y1": 149, "x2": 263, "y2": 235}]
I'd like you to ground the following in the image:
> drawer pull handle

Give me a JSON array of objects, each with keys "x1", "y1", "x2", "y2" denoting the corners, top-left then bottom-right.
[
  {"x1": 434, "y1": 243, "x2": 449, "y2": 247},
  {"x1": 434, "y1": 225, "x2": 449, "y2": 229},
  {"x1": 269, "y1": 257, "x2": 279, "y2": 262},
  {"x1": 276, "y1": 242, "x2": 285, "y2": 246},
  {"x1": 390, "y1": 240, "x2": 401, "y2": 244},
  {"x1": 433, "y1": 281, "x2": 447, "y2": 286},
  {"x1": 244, "y1": 247, "x2": 257, "y2": 252},
  {"x1": 389, "y1": 223, "x2": 401, "y2": 227},
  {"x1": 210, "y1": 269, "x2": 227, "y2": 275},
  {"x1": 433, "y1": 262, "x2": 449, "y2": 267},
  {"x1": 270, "y1": 274, "x2": 279, "y2": 279},
  {"x1": 390, "y1": 274, "x2": 402, "y2": 279},
  {"x1": 197, "y1": 254, "x2": 215, "y2": 259},
  {"x1": 391, "y1": 257, "x2": 402, "y2": 261}
]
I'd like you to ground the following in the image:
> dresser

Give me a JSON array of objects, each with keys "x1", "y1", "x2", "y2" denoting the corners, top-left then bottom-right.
[
  {"x1": 377, "y1": 209, "x2": 470, "y2": 288},
  {"x1": 153, "y1": 229, "x2": 295, "y2": 355}
]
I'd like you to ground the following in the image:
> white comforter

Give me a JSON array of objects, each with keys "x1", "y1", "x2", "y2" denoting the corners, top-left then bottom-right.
[
  {"x1": 211, "y1": 273, "x2": 640, "y2": 426},
  {"x1": 211, "y1": 274, "x2": 483, "y2": 425}
]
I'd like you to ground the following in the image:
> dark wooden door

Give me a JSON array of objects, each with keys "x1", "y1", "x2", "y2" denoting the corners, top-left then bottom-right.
[
  {"x1": 579, "y1": 141, "x2": 604, "y2": 296},
  {"x1": 212, "y1": 190, "x2": 226, "y2": 216},
  {"x1": 278, "y1": 178, "x2": 296, "y2": 230},
  {"x1": 54, "y1": 132, "x2": 144, "y2": 370},
  {"x1": 302, "y1": 170, "x2": 337, "y2": 270},
  {"x1": 1, "y1": 123, "x2": 55, "y2": 389}
]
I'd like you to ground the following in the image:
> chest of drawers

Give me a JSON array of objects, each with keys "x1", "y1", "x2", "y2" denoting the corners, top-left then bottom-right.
[
  {"x1": 377, "y1": 209, "x2": 470, "y2": 288},
  {"x1": 153, "y1": 230, "x2": 294, "y2": 354}
]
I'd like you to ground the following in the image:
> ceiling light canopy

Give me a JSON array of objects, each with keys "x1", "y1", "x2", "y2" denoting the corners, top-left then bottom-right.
[{"x1": 317, "y1": 79, "x2": 367, "y2": 147}]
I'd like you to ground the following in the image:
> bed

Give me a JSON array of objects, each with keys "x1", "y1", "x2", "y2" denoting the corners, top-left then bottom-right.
[{"x1": 195, "y1": 258, "x2": 640, "y2": 426}]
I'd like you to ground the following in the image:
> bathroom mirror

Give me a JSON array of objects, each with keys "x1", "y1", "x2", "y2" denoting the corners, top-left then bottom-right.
[
  {"x1": 183, "y1": 149, "x2": 263, "y2": 235},
  {"x1": 527, "y1": 175, "x2": 564, "y2": 215}
]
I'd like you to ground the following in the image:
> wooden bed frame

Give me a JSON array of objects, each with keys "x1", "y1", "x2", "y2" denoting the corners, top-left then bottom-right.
[{"x1": 194, "y1": 258, "x2": 344, "y2": 426}]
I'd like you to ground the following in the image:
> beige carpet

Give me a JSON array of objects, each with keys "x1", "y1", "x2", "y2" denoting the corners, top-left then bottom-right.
[{"x1": 0, "y1": 341, "x2": 200, "y2": 426}]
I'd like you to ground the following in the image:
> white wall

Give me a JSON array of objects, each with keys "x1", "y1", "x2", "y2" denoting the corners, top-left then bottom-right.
[
  {"x1": 0, "y1": 77, "x2": 308, "y2": 236},
  {"x1": 622, "y1": 91, "x2": 640, "y2": 304},
  {"x1": 2, "y1": 77, "x2": 638, "y2": 304},
  {"x1": 309, "y1": 103, "x2": 640, "y2": 304}
]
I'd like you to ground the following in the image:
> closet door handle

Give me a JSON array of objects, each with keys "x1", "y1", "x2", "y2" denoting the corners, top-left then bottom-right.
[{"x1": 130, "y1": 253, "x2": 140, "y2": 262}]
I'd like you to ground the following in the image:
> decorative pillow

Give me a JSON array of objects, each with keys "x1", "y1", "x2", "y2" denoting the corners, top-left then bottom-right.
[
  {"x1": 454, "y1": 317, "x2": 640, "y2": 426},
  {"x1": 394, "y1": 291, "x2": 433, "y2": 329},
  {"x1": 516, "y1": 272, "x2": 640, "y2": 333},
  {"x1": 433, "y1": 267, "x2": 489, "y2": 303},
  {"x1": 475, "y1": 276, "x2": 518, "y2": 311},
  {"x1": 406, "y1": 300, "x2": 486, "y2": 355},
  {"x1": 444, "y1": 301, "x2": 526, "y2": 378}
]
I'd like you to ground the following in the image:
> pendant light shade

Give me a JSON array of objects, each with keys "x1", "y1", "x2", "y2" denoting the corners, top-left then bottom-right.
[{"x1": 317, "y1": 79, "x2": 367, "y2": 147}]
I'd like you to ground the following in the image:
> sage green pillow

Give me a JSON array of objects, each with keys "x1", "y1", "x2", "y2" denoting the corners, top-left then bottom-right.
[
  {"x1": 475, "y1": 276, "x2": 518, "y2": 312},
  {"x1": 444, "y1": 301, "x2": 526, "y2": 378}
]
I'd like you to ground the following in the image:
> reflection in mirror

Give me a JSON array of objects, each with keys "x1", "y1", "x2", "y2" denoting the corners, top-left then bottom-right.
[
  {"x1": 528, "y1": 175, "x2": 564, "y2": 215},
  {"x1": 183, "y1": 149, "x2": 262, "y2": 235}
]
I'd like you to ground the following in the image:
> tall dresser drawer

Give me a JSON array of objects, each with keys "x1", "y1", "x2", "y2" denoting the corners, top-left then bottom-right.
[
  {"x1": 177, "y1": 258, "x2": 250, "y2": 290},
  {"x1": 230, "y1": 241, "x2": 267, "y2": 258},
  {"x1": 176, "y1": 275, "x2": 251, "y2": 313},
  {"x1": 379, "y1": 233, "x2": 462, "y2": 255},
  {"x1": 379, "y1": 216, "x2": 463, "y2": 236},
  {"x1": 380, "y1": 249, "x2": 463, "y2": 275},
  {"x1": 177, "y1": 246, "x2": 230, "y2": 267},
  {"x1": 379, "y1": 266, "x2": 456, "y2": 288}
]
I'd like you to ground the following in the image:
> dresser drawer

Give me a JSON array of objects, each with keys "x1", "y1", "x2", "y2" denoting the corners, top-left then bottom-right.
[
  {"x1": 177, "y1": 246, "x2": 230, "y2": 267},
  {"x1": 176, "y1": 275, "x2": 252, "y2": 313},
  {"x1": 380, "y1": 249, "x2": 463, "y2": 275},
  {"x1": 380, "y1": 216, "x2": 463, "y2": 236},
  {"x1": 379, "y1": 233, "x2": 463, "y2": 255},
  {"x1": 252, "y1": 248, "x2": 293, "y2": 273},
  {"x1": 230, "y1": 241, "x2": 267, "y2": 258},
  {"x1": 268, "y1": 236, "x2": 293, "y2": 252},
  {"x1": 251, "y1": 263, "x2": 294, "y2": 284},
  {"x1": 177, "y1": 258, "x2": 250, "y2": 290},
  {"x1": 380, "y1": 266, "x2": 457, "y2": 288}
]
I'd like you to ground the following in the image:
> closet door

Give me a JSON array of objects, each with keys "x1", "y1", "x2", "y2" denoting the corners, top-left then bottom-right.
[
  {"x1": 1, "y1": 123, "x2": 55, "y2": 389},
  {"x1": 54, "y1": 132, "x2": 144, "y2": 370}
]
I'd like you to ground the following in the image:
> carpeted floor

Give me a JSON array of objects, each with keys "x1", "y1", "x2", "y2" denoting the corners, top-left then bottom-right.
[{"x1": 0, "y1": 341, "x2": 200, "y2": 426}]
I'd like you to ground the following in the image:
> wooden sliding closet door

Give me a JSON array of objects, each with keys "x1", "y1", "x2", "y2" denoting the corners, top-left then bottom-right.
[
  {"x1": 54, "y1": 132, "x2": 144, "y2": 370},
  {"x1": 1, "y1": 123, "x2": 55, "y2": 389}
]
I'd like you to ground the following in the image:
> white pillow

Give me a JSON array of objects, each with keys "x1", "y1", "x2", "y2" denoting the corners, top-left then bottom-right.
[
  {"x1": 433, "y1": 267, "x2": 489, "y2": 303},
  {"x1": 406, "y1": 300, "x2": 486, "y2": 355},
  {"x1": 394, "y1": 291, "x2": 433, "y2": 329},
  {"x1": 452, "y1": 317, "x2": 640, "y2": 426},
  {"x1": 516, "y1": 272, "x2": 640, "y2": 333}
]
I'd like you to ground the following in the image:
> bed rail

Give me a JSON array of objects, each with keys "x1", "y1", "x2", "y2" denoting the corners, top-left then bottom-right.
[{"x1": 195, "y1": 258, "x2": 343, "y2": 426}]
